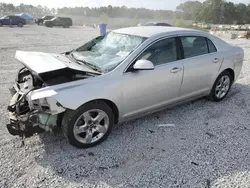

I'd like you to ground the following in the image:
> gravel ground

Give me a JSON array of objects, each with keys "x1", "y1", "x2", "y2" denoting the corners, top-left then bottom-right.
[{"x1": 0, "y1": 25, "x2": 250, "y2": 188}]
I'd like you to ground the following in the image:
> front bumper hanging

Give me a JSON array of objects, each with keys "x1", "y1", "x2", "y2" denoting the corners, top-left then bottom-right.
[{"x1": 6, "y1": 84, "x2": 45, "y2": 138}]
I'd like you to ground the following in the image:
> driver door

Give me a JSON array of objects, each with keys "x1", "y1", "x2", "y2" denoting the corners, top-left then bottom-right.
[
  {"x1": 54, "y1": 17, "x2": 61, "y2": 26},
  {"x1": 3, "y1": 16, "x2": 10, "y2": 25},
  {"x1": 121, "y1": 37, "x2": 184, "y2": 118}
]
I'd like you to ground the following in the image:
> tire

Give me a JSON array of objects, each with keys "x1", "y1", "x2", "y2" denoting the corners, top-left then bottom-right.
[
  {"x1": 208, "y1": 70, "x2": 233, "y2": 102},
  {"x1": 46, "y1": 24, "x2": 53, "y2": 28},
  {"x1": 17, "y1": 22, "x2": 23, "y2": 27},
  {"x1": 62, "y1": 101, "x2": 114, "y2": 148}
]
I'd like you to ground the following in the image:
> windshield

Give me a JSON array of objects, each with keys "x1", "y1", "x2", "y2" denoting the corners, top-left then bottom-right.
[{"x1": 71, "y1": 32, "x2": 146, "y2": 73}]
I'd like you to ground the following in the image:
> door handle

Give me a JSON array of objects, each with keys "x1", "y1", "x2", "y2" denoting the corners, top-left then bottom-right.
[
  {"x1": 170, "y1": 67, "x2": 182, "y2": 73},
  {"x1": 213, "y1": 58, "x2": 219, "y2": 63}
]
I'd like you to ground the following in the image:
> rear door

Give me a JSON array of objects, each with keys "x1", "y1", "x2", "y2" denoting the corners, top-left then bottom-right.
[
  {"x1": 10, "y1": 16, "x2": 17, "y2": 25},
  {"x1": 179, "y1": 36, "x2": 222, "y2": 98}
]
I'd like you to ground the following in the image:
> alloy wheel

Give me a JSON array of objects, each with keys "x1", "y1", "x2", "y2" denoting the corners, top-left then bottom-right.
[
  {"x1": 215, "y1": 75, "x2": 231, "y2": 99},
  {"x1": 73, "y1": 109, "x2": 109, "y2": 144}
]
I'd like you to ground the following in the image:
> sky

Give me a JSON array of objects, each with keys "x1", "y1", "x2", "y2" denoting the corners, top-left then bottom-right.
[{"x1": 1, "y1": 0, "x2": 250, "y2": 10}]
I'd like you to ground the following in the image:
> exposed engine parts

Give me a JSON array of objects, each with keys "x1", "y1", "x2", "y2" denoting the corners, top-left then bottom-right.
[{"x1": 6, "y1": 67, "x2": 73, "y2": 140}]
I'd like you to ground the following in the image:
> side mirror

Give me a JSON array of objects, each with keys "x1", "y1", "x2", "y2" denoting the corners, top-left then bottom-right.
[{"x1": 133, "y1": 59, "x2": 155, "y2": 70}]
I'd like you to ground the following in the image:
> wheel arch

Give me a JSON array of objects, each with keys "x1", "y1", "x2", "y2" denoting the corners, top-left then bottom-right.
[
  {"x1": 221, "y1": 68, "x2": 235, "y2": 82},
  {"x1": 81, "y1": 99, "x2": 119, "y2": 124}
]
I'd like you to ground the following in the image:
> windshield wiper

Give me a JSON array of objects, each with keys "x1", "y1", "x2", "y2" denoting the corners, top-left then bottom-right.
[
  {"x1": 78, "y1": 59, "x2": 103, "y2": 73},
  {"x1": 70, "y1": 53, "x2": 103, "y2": 73}
]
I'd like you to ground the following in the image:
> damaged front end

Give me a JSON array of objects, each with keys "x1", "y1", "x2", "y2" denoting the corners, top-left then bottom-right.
[{"x1": 6, "y1": 67, "x2": 66, "y2": 139}]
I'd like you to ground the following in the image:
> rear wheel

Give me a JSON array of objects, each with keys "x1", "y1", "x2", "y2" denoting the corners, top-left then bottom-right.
[
  {"x1": 62, "y1": 101, "x2": 114, "y2": 148},
  {"x1": 17, "y1": 22, "x2": 23, "y2": 27},
  {"x1": 209, "y1": 71, "x2": 233, "y2": 102}
]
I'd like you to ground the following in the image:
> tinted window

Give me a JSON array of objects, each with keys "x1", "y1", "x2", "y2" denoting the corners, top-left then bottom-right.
[
  {"x1": 138, "y1": 38, "x2": 177, "y2": 66},
  {"x1": 181, "y1": 36, "x2": 208, "y2": 58},
  {"x1": 207, "y1": 39, "x2": 217, "y2": 53}
]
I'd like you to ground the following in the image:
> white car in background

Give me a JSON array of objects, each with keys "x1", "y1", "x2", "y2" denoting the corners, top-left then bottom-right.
[{"x1": 7, "y1": 26, "x2": 244, "y2": 148}]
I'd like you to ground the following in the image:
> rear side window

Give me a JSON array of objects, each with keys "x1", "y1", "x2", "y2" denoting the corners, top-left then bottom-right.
[
  {"x1": 181, "y1": 36, "x2": 208, "y2": 58},
  {"x1": 207, "y1": 39, "x2": 217, "y2": 53}
]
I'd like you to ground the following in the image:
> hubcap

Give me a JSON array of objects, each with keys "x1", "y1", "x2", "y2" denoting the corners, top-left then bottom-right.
[
  {"x1": 73, "y1": 109, "x2": 109, "y2": 144},
  {"x1": 215, "y1": 75, "x2": 230, "y2": 99}
]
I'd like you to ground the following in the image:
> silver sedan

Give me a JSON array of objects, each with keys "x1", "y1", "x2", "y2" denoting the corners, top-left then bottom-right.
[{"x1": 7, "y1": 26, "x2": 244, "y2": 148}]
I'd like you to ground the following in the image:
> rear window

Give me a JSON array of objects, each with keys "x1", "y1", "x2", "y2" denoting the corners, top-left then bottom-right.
[
  {"x1": 207, "y1": 39, "x2": 217, "y2": 53},
  {"x1": 61, "y1": 18, "x2": 71, "y2": 21}
]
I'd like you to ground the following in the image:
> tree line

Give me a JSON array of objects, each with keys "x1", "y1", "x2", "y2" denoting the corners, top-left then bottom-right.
[
  {"x1": 0, "y1": 3, "x2": 56, "y2": 16},
  {"x1": 177, "y1": 0, "x2": 250, "y2": 24},
  {"x1": 1, "y1": 0, "x2": 250, "y2": 24},
  {"x1": 57, "y1": 6, "x2": 176, "y2": 19}
]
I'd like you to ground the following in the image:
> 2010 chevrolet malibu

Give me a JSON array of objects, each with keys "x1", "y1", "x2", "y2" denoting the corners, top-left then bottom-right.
[{"x1": 6, "y1": 26, "x2": 244, "y2": 148}]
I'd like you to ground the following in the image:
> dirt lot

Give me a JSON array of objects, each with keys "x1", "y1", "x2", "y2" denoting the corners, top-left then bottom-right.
[{"x1": 0, "y1": 25, "x2": 250, "y2": 188}]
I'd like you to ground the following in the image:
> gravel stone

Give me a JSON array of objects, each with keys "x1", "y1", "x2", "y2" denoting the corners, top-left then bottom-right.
[{"x1": 0, "y1": 26, "x2": 250, "y2": 187}]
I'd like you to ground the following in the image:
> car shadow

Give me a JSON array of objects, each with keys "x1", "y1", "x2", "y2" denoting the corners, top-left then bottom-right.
[{"x1": 35, "y1": 82, "x2": 250, "y2": 187}]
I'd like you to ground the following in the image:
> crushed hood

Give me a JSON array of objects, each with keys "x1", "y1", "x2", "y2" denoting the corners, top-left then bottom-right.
[{"x1": 15, "y1": 51, "x2": 101, "y2": 75}]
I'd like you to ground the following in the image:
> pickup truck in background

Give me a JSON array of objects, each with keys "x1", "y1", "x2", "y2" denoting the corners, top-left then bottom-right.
[{"x1": 35, "y1": 15, "x2": 55, "y2": 25}]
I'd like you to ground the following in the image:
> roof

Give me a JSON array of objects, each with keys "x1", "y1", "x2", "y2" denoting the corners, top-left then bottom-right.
[{"x1": 113, "y1": 26, "x2": 193, "y2": 38}]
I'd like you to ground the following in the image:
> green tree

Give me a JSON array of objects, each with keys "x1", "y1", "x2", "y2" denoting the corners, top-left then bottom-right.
[{"x1": 176, "y1": 1, "x2": 202, "y2": 20}]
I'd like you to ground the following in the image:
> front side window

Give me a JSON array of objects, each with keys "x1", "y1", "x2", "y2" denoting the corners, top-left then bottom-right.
[
  {"x1": 137, "y1": 38, "x2": 177, "y2": 66},
  {"x1": 181, "y1": 36, "x2": 208, "y2": 58}
]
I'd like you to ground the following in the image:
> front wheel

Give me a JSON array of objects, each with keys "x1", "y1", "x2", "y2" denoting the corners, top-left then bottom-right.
[
  {"x1": 209, "y1": 71, "x2": 233, "y2": 102},
  {"x1": 62, "y1": 101, "x2": 114, "y2": 148}
]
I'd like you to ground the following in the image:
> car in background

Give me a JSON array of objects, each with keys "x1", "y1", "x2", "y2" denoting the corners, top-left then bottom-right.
[
  {"x1": 7, "y1": 26, "x2": 243, "y2": 148},
  {"x1": 35, "y1": 15, "x2": 55, "y2": 25},
  {"x1": 0, "y1": 15, "x2": 25, "y2": 27},
  {"x1": 142, "y1": 21, "x2": 172, "y2": 27},
  {"x1": 44, "y1": 17, "x2": 72, "y2": 28}
]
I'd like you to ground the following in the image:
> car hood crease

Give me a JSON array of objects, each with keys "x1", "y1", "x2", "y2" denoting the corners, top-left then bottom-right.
[{"x1": 15, "y1": 50, "x2": 101, "y2": 75}]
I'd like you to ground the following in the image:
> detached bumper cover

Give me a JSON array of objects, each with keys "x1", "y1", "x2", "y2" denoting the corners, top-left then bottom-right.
[
  {"x1": 6, "y1": 85, "x2": 44, "y2": 137},
  {"x1": 6, "y1": 83, "x2": 59, "y2": 137}
]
